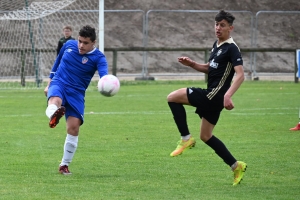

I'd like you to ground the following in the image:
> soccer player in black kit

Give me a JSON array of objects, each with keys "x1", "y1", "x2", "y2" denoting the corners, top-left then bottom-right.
[{"x1": 167, "y1": 10, "x2": 247, "y2": 186}]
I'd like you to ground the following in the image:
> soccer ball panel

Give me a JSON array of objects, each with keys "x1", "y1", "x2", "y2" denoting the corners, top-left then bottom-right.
[{"x1": 97, "y1": 75, "x2": 120, "y2": 97}]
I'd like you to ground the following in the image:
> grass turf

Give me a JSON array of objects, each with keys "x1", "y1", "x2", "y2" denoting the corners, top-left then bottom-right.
[{"x1": 0, "y1": 80, "x2": 299, "y2": 200}]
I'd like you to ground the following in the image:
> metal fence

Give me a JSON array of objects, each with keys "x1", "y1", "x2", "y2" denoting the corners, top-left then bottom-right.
[{"x1": 0, "y1": 9, "x2": 299, "y2": 87}]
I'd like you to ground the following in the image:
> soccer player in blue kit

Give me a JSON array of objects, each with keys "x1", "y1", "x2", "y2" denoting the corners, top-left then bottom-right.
[
  {"x1": 44, "y1": 25, "x2": 108, "y2": 175},
  {"x1": 167, "y1": 10, "x2": 247, "y2": 186}
]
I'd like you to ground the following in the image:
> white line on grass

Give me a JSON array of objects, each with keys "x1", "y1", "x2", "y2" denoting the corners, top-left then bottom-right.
[
  {"x1": 234, "y1": 107, "x2": 297, "y2": 111},
  {"x1": 0, "y1": 108, "x2": 297, "y2": 118},
  {"x1": 230, "y1": 113, "x2": 292, "y2": 115},
  {"x1": 86, "y1": 111, "x2": 170, "y2": 115}
]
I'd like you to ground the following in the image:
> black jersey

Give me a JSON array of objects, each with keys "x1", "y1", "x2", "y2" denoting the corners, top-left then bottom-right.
[
  {"x1": 206, "y1": 37, "x2": 243, "y2": 100},
  {"x1": 56, "y1": 36, "x2": 75, "y2": 55}
]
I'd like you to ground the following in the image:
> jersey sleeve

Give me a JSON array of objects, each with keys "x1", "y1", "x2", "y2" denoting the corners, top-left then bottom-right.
[
  {"x1": 229, "y1": 44, "x2": 243, "y2": 67},
  {"x1": 50, "y1": 41, "x2": 67, "y2": 79},
  {"x1": 97, "y1": 54, "x2": 108, "y2": 78}
]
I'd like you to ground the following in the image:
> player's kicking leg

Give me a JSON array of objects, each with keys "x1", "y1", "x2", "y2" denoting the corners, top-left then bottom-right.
[{"x1": 49, "y1": 106, "x2": 65, "y2": 128}]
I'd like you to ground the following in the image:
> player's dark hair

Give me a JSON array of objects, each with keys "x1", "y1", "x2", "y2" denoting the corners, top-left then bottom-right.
[
  {"x1": 63, "y1": 25, "x2": 72, "y2": 31},
  {"x1": 215, "y1": 10, "x2": 235, "y2": 25},
  {"x1": 79, "y1": 25, "x2": 96, "y2": 42}
]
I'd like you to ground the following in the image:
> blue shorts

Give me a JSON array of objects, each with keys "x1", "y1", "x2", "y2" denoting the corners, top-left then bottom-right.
[{"x1": 47, "y1": 82, "x2": 85, "y2": 125}]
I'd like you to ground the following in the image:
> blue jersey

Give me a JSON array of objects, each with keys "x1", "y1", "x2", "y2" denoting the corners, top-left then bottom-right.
[{"x1": 49, "y1": 40, "x2": 108, "y2": 91}]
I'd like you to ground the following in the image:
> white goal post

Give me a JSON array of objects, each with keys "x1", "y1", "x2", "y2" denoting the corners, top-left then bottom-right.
[
  {"x1": 0, "y1": 0, "x2": 105, "y2": 89},
  {"x1": 98, "y1": 0, "x2": 104, "y2": 53}
]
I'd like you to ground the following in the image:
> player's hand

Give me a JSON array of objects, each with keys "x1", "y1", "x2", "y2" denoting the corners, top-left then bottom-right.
[
  {"x1": 44, "y1": 86, "x2": 48, "y2": 97},
  {"x1": 224, "y1": 95, "x2": 234, "y2": 110},
  {"x1": 178, "y1": 57, "x2": 195, "y2": 67}
]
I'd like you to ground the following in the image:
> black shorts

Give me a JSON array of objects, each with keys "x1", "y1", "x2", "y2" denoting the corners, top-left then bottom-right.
[{"x1": 186, "y1": 87, "x2": 224, "y2": 125}]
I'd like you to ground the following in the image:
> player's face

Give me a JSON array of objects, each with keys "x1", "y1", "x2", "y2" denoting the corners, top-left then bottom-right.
[
  {"x1": 215, "y1": 19, "x2": 233, "y2": 42},
  {"x1": 78, "y1": 36, "x2": 96, "y2": 55},
  {"x1": 63, "y1": 29, "x2": 72, "y2": 38}
]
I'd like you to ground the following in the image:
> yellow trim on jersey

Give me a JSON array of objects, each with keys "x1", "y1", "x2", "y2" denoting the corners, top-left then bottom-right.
[
  {"x1": 217, "y1": 37, "x2": 240, "y2": 52},
  {"x1": 207, "y1": 62, "x2": 233, "y2": 100}
]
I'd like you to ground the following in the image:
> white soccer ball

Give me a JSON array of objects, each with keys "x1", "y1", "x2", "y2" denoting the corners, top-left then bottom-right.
[{"x1": 97, "y1": 75, "x2": 120, "y2": 97}]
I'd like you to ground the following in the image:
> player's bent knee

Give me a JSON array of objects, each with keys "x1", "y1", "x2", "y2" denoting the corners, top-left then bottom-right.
[
  {"x1": 167, "y1": 92, "x2": 173, "y2": 102},
  {"x1": 48, "y1": 96, "x2": 62, "y2": 106},
  {"x1": 167, "y1": 88, "x2": 187, "y2": 102},
  {"x1": 200, "y1": 134, "x2": 211, "y2": 142}
]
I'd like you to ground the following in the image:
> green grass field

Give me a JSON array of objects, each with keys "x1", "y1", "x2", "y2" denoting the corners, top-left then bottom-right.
[{"x1": 0, "y1": 80, "x2": 299, "y2": 200}]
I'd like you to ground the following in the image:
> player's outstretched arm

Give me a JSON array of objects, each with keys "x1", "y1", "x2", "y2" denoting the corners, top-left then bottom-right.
[{"x1": 178, "y1": 56, "x2": 209, "y2": 74}]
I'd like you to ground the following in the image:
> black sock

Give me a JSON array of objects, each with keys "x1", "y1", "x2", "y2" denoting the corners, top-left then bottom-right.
[
  {"x1": 168, "y1": 102, "x2": 190, "y2": 136},
  {"x1": 205, "y1": 135, "x2": 237, "y2": 166}
]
